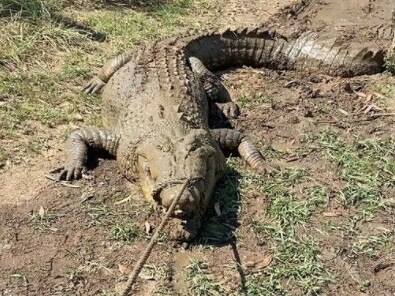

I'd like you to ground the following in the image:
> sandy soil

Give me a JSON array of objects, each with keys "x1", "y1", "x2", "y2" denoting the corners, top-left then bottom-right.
[{"x1": 1, "y1": 0, "x2": 394, "y2": 295}]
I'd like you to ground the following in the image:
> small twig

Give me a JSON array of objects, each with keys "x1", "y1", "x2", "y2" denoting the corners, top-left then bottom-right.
[
  {"x1": 44, "y1": 175, "x2": 80, "y2": 188},
  {"x1": 372, "y1": 113, "x2": 395, "y2": 117},
  {"x1": 114, "y1": 195, "x2": 132, "y2": 205},
  {"x1": 285, "y1": 156, "x2": 300, "y2": 162},
  {"x1": 316, "y1": 119, "x2": 373, "y2": 124},
  {"x1": 316, "y1": 113, "x2": 395, "y2": 124},
  {"x1": 81, "y1": 194, "x2": 94, "y2": 203},
  {"x1": 60, "y1": 182, "x2": 81, "y2": 188},
  {"x1": 44, "y1": 174, "x2": 57, "y2": 181}
]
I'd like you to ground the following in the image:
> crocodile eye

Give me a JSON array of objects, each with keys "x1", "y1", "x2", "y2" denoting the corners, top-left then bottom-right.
[
  {"x1": 189, "y1": 143, "x2": 200, "y2": 152},
  {"x1": 143, "y1": 162, "x2": 151, "y2": 176}
]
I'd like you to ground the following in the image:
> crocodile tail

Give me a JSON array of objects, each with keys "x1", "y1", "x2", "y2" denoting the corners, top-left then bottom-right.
[
  {"x1": 186, "y1": 28, "x2": 286, "y2": 70},
  {"x1": 286, "y1": 31, "x2": 384, "y2": 76},
  {"x1": 186, "y1": 28, "x2": 384, "y2": 76}
]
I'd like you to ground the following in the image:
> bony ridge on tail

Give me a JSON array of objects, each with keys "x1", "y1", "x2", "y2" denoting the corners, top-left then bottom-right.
[{"x1": 57, "y1": 27, "x2": 384, "y2": 241}]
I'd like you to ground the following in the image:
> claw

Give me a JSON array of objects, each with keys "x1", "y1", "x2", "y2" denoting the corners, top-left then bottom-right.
[
  {"x1": 73, "y1": 167, "x2": 82, "y2": 180},
  {"x1": 66, "y1": 169, "x2": 74, "y2": 181},
  {"x1": 238, "y1": 139, "x2": 279, "y2": 175},
  {"x1": 58, "y1": 169, "x2": 68, "y2": 181},
  {"x1": 50, "y1": 167, "x2": 64, "y2": 174},
  {"x1": 217, "y1": 102, "x2": 240, "y2": 119},
  {"x1": 83, "y1": 76, "x2": 106, "y2": 95},
  {"x1": 258, "y1": 161, "x2": 280, "y2": 176},
  {"x1": 92, "y1": 84, "x2": 103, "y2": 94},
  {"x1": 82, "y1": 173, "x2": 93, "y2": 180},
  {"x1": 229, "y1": 103, "x2": 240, "y2": 118},
  {"x1": 57, "y1": 163, "x2": 86, "y2": 181}
]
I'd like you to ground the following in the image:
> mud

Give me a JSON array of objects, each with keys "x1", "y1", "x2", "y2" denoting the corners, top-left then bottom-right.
[
  {"x1": 1, "y1": 0, "x2": 395, "y2": 295},
  {"x1": 278, "y1": 0, "x2": 394, "y2": 47}
]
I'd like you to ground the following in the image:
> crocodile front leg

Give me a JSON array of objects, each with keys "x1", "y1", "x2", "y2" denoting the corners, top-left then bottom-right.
[
  {"x1": 84, "y1": 52, "x2": 133, "y2": 94},
  {"x1": 58, "y1": 127, "x2": 120, "y2": 180},
  {"x1": 210, "y1": 128, "x2": 278, "y2": 174},
  {"x1": 189, "y1": 57, "x2": 239, "y2": 119}
]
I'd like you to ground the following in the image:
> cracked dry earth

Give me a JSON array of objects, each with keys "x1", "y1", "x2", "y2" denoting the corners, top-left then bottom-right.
[{"x1": 1, "y1": 0, "x2": 395, "y2": 295}]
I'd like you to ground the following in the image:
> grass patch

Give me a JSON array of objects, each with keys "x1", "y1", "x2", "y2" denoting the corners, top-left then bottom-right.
[
  {"x1": 110, "y1": 222, "x2": 143, "y2": 243},
  {"x1": 0, "y1": 20, "x2": 87, "y2": 65},
  {"x1": 187, "y1": 259, "x2": 227, "y2": 295},
  {"x1": 351, "y1": 229, "x2": 393, "y2": 258},
  {"x1": 246, "y1": 167, "x2": 330, "y2": 295},
  {"x1": 384, "y1": 57, "x2": 395, "y2": 75},
  {"x1": 318, "y1": 129, "x2": 394, "y2": 219},
  {"x1": 0, "y1": 0, "x2": 205, "y2": 163},
  {"x1": 0, "y1": 0, "x2": 58, "y2": 20},
  {"x1": 255, "y1": 94, "x2": 273, "y2": 104},
  {"x1": 152, "y1": 0, "x2": 194, "y2": 23},
  {"x1": 236, "y1": 93, "x2": 274, "y2": 109},
  {"x1": 246, "y1": 238, "x2": 329, "y2": 296},
  {"x1": 84, "y1": 0, "x2": 197, "y2": 50},
  {"x1": 0, "y1": 148, "x2": 10, "y2": 163},
  {"x1": 61, "y1": 52, "x2": 92, "y2": 79},
  {"x1": 237, "y1": 95, "x2": 251, "y2": 108},
  {"x1": 28, "y1": 137, "x2": 50, "y2": 153},
  {"x1": 374, "y1": 83, "x2": 393, "y2": 98},
  {"x1": 0, "y1": 65, "x2": 101, "y2": 137},
  {"x1": 199, "y1": 166, "x2": 242, "y2": 245},
  {"x1": 85, "y1": 203, "x2": 110, "y2": 227},
  {"x1": 3, "y1": 100, "x2": 72, "y2": 128},
  {"x1": 31, "y1": 207, "x2": 58, "y2": 229}
]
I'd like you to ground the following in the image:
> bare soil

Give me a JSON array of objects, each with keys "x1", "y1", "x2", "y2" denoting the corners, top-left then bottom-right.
[{"x1": 1, "y1": 0, "x2": 394, "y2": 295}]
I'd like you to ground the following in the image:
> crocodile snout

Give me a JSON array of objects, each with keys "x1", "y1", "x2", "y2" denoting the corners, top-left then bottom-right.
[{"x1": 160, "y1": 181, "x2": 203, "y2": 219}]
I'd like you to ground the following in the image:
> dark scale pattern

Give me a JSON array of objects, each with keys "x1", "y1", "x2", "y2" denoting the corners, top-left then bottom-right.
[{"x1": 184, "y1": 27, "x2": 384, "y2": 76}]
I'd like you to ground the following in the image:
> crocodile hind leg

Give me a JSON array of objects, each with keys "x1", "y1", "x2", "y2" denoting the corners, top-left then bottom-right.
[
  {"x1": 189, "y1": 56, "x2": 239, "y2": 119},
  {"x1": 58, "y1": 127, "x2": 120, "y2": 181},
  {"x1": 84, "y1": 51, "x2": 133, "y2": 94},
  {"x1": 210, "y1": 128, "x2": 278, "y2": 174}
]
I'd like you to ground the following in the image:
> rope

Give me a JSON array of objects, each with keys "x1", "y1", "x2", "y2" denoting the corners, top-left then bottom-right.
[
  {"x1": 120, "y1": 179, "x2": 190, "y2": 296},
  {"x1": 151, "y1": 176, "x2": 204, "y2": 198},
  {"x1": 151, "y1": 178, "x2": 187, "y2": 199}
]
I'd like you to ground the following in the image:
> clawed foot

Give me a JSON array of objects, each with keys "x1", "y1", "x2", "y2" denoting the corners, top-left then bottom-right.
[
  {"x1": 216, "y1": 102, "x2": 240, "y2": 119},
  {"x1": 54, "y1": 163, "x2": 88, "y2": 181},
  {"x1": 83, "y1": 76, "x2": 106, "y2": 94},
  {"x1": 258, "y1": 161, "x2": 280, "y2": 176}
]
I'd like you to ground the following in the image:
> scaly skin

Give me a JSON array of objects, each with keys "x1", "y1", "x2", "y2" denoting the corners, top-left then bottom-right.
[{"x1": 59, "y1": 27, "x2": 385, "y2": 241}]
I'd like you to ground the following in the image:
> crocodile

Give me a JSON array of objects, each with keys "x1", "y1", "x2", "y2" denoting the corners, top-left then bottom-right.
[{"x1": 58, "y1": 27, "x2": 385, "y2": 241}]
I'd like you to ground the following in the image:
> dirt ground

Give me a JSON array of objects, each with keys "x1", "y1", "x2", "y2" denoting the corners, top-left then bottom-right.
[{"x1": 1, "y1": 0, "x2": 394, "y2": 295}]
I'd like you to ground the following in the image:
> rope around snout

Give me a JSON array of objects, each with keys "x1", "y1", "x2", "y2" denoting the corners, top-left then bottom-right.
[{"x1": 120, "y1": 179, "x2": 190, "y2": 296}]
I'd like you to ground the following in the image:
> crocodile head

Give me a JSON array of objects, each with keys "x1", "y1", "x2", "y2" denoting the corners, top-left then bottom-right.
[{"x1": 134, "y1": 129, "x2": 225, "y2": 241}]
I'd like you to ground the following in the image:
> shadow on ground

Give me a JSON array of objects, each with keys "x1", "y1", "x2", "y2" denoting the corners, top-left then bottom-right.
[{"x1": 196, "y1": 168, "x2": 242, "y2": 247}]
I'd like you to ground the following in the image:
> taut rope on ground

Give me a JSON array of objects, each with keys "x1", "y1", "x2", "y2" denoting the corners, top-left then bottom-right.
[{"x1": 120, "y1": 179, "x2": 190, "y2": 296}]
